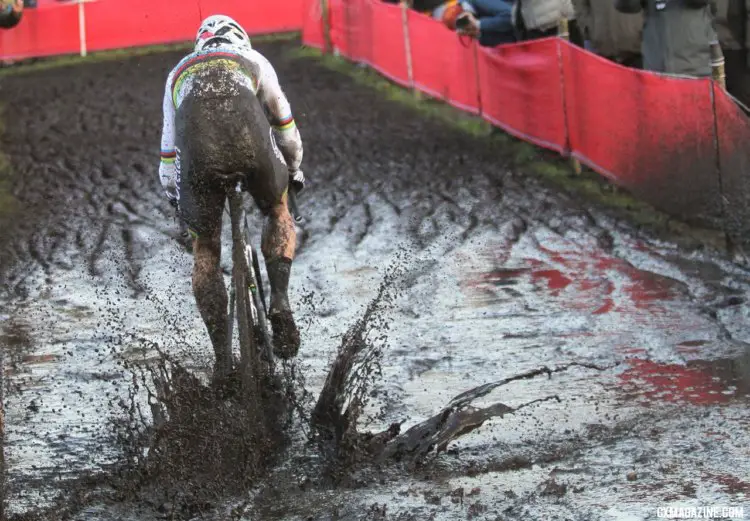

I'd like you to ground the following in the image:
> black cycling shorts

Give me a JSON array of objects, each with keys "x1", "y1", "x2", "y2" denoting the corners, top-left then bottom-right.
[{"x1": 173, "y1": 68, "x2": 289, "y2": 238}]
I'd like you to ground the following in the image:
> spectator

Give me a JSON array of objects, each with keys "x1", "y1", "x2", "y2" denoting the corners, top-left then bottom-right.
[
  {"x1": 515, "y1": 0, "x2": 583, "y2": 45},
  {"x1": 713, "y1": 0, "x2": 750, "y2": 106},
  {"x1": 432, "y1": 0, "x2": 516, "y2": 47},
  {"x1": 451, "y1": 0, "x2": 517, "y2": 46},
  {"x1": 615, "y1": 0, "x2": 717, "y2": 77},
  {"x1": 0, "y1": 0, "x2": 22, "y2": 29},
  {"x1": 573, "y1": 0, "x2": 643, "y2": 67}
]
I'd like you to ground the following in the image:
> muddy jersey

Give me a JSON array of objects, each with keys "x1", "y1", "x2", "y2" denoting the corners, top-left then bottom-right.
[{"x1": 158, "y1": 44, "x2": 303, "y2": 200}]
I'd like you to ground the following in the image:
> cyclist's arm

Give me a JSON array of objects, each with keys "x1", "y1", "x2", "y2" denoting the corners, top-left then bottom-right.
[
  {"x1": 255, "y1": 54, "x2": 303, "y2": 172},
  {"x1": 158, "y1": 71, "x2": 178, "y2": 201}
]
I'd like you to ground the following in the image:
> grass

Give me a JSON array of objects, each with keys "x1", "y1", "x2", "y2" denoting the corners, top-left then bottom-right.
[
  {"x1": 286, "y1": 45, "x2": 727, "y2": 251},
  {"x1": 0, "y1": 32, "x2": 299, "y2": 77}
]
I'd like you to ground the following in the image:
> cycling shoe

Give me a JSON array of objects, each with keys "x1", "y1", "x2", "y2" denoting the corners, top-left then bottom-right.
[{"x1": 269, "y1": 308, "x2": 300, "y2": 359}]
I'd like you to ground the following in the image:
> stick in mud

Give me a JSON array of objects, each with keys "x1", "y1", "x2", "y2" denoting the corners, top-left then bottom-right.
[{"x1": 314, "y1": 342, "x2": 613, "y2": 467}]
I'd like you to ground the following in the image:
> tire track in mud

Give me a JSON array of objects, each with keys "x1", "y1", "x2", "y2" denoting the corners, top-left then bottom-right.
[
  {"x1": 2, "y1": 40, "x2": 750, "y2": 519},
  {"x1": 0, "y1": 55, "x2": 170, "y2": 298}
]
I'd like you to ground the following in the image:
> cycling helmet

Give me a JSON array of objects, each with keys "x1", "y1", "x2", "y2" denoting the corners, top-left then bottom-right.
[{"x1": 194, "y1": 15, "x2": 251, "y2": 52}]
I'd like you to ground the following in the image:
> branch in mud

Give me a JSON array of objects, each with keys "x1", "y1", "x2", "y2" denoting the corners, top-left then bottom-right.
[
  {"x1": 375, "y1": 395, "x2": 560, "y2": 462},
  {"x1": 317, "y1": 362, "x2": 613, "y2": 467},
  {"x1": 377, "y1": 362, "x2": 613, "y2": 461},
  {"x1": 444, "y1": 362, "x2": 613, "y2": 410}
]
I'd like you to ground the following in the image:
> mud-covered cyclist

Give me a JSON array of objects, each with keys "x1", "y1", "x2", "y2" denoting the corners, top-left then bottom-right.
[{"x1": 158, "y1": 15, "x2": 305, "y2": 380}]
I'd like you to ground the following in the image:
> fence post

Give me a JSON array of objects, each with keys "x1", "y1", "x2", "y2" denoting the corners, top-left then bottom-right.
[
  {"x1": 400, "y1": 0, "x2": 415, "y2": 94},
  {"x1": 557, "y1": 18, "x2": 581, "y2": 176},
  {"x1": 711, "y1": 41, "x2": 726, "y2": 90},
  {"x1": 78, "y1": 0, "x2": 87, "y2": 57},
  {"x1": 320, "y1": 0, "x2": 332, "y2": 53},
  {"x1": 709, "y1": 42, "x2": 738, "y2": 257},
  {"x1": 472, "y1": 42, "x2": 483, "y2": 117}
]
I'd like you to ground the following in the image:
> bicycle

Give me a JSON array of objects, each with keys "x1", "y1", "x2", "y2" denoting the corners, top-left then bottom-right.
[{"x1": 222, "y1": 181, "x2": 302, "y2": 416}]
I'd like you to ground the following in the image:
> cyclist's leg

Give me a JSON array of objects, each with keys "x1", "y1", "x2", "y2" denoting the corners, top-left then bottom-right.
[
  {"x1": 245, "y1": 127, "x2": 300, "y2": 359},
  {"x1": 175, "y1": 142, "x2": 231, "y2": 378}
]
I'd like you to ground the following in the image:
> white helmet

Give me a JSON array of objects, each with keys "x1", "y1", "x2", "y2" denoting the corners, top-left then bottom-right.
[{"x1": 195, "y1": 15, "x2": 251, "y2": 52}]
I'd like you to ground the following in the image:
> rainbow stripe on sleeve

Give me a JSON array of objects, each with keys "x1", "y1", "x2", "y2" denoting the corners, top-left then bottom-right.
[
  {"x1": 274, "y1": 114, "x2": 296, "y2": 132},
  {"x1": 160, "y1": 149, "x2": 176, "y2": 164}
]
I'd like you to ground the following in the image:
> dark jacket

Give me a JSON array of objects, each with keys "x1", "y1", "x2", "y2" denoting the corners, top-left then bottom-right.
[
  {"x1": 713, "y1": 0, "x2": 749, "y2": 53},
  {"x1": 574, "y1": 0, "x2": 643, "y2": 58},
  {"x1": 615, "y1": 0, "x2": 717, "y2": 76}
]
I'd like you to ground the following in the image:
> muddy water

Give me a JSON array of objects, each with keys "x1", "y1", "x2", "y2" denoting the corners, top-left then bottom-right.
[{"x1": 1, "y1": 41, "x2": 750, "y2": 520}]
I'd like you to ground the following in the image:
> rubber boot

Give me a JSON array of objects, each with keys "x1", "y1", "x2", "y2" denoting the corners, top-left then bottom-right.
[{"x1": 266, "y1": 257, "x2": 300, "y2": 359}]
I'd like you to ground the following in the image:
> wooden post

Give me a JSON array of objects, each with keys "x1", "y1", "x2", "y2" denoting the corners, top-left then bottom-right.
[
  {"x1": 320, "y1": 0, "x2": 332, "y2": 54},
  {"x1": 400, "y1": 0, "x2": 415, "y2": 94},
  {"x1": 78, "y1": 0, "x2": 87, "y2": 57},
  {"x1": 709, "y1": 41, "x2": 737, "y2": 256},
  {"x1": 711, "y1": 41, "x2": 726, "y2": 90},
  {"x1": 557, "y1": 18, "x2": 582, "y2": 176}
]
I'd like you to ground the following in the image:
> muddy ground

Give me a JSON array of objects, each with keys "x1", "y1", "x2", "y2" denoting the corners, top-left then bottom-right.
[{"x1": 1, "y1": 39, "x2": 749, "y2": 520}]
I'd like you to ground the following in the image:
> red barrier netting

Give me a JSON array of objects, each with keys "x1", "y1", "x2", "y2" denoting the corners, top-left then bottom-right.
[
  {"x1": 477, "y1": 37, "x2": 567, "y2": 153},
  {"x1": 302, "y1": 0, "x2": 326, "y2": 50},
  {"x1": 328, "y1": 0, "x2": 372, "y2": 65},
  {"x1": 2, "y1": 0, "x2": 304, "y2": 59},
  {"x1": 221, "y1": 0, "x2": 303, "y2": 34},
  {"x1": 369, "y1": 0, "x2": 408, "y2": 86},
  {"x1": 0, "y1": 3, "x2": 79, "y2": 60},
  {"x1": 714, "y1": 84, "x2": 750, "y2": 246},
  {"x1": 84, "y1": 0, "x2": 201, "y2": 53},
  {"x1": 561, "y1": 41, "x2": 723, "y2": 225},
  {"x1": 407, "y1": 10, "x2": 480, "y2": 114},
  {"x1": 86, "y1": 0, "x2": 302, "y2": 54}
]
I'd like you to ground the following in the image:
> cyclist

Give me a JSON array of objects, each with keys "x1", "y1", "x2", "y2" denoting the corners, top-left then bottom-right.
[{"x1": 158, "y1": 14, "x2": 305, "y2": 380}]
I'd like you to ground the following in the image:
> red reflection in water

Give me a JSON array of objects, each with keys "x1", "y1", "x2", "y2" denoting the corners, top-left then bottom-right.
[
  {"x1": 704, "y1": 473, "x2": 750, "y2": 495},
  {"x1": 532, "y1": 270, "x2": 573, "y2": 293},
  {"x1": 462, "y1": 247, "x2": 679, "y2": 315},
  {"x1": 619, "y1": 359, "x2": 738, "y2": 405}
]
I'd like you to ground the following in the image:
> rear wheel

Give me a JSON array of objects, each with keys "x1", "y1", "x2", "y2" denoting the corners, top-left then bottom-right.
[
  {"x1": 244, "y1": 221, "x2": 273, "y2": 363},
  {"x1": 228, "y1": 192, "x2": 264, "y2": 410}
]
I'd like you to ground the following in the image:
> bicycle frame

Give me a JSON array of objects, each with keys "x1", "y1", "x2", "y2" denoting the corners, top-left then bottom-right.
[{"x1": 225, "y1": 183, "x2": 301, "y2": 378}]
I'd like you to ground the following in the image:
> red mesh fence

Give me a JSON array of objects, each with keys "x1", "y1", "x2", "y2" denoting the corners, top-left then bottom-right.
[
  {"x1": 1, "y1": 0, "x2": 303, "y2": 58},
  {"x1": 407, "y1": 10, "x2": 480, "y2": 114},
  {"x1": 477, "y1": 37, "x2": 567, "y2": 153},
  {"x1": 84, "y1": 0, "x2": 202, "y2": 52},
  {"x1": 561, "y1": 41, "x2": 724, "y2": 226},
  {"x1": 369, "y1": 1, "x2": 409, "y2": 86},
  {"x1": 302, "y1": 0, "x2": 326, "y2": 50},
  {"x1": 714, "y1": 83, "x2": 750, "y2": 247},
  {"x1": 302, "y1": 3, "x2": 738, "y2": 233},
  {"x1": 0, "y1": 3, "x2": 79, "y2": 60}
]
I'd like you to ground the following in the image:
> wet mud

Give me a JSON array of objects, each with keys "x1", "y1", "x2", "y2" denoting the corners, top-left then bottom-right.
[{"x1": 1, "y1": 39, "x2": 750, "y2": 520}]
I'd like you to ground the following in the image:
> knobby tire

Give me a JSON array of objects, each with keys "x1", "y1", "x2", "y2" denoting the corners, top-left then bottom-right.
[{"x1": 228, "y1": 191, "x2": 265, "y2": 421}]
